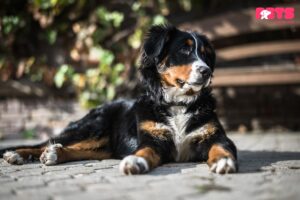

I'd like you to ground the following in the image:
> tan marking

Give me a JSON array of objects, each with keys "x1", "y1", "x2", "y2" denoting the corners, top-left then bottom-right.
[
  {"x1": 140, "y1": 121, "x2": 171, "y2": 140},
  {"x1": 68, "y1": 137, "x2": 109, "y2": 150},
  {"x1": 135, "y1": 147, "x2": 160, "y2": 169},
  {"x1": 204, "y1": 123, "x2": 218, "y2": 137},
  {"x1": 207, "y1": 144, "x2": 234, "y2": 167},
  {"x1": 161, "y1": 65, "x2": 193, "y2": 87},
  {"x1": 9, "y1": 138, "x2": 112, "y2": 164},
  {"x1": 200, "y1": 46, "x2": 205, "y2": 54},
  {"x1": 199, "y1": 123, "x2": 218, "y2": 143},
  {"x1": 15, "y1": 148, "x2": 45, "y2": 161},
  {"x1": 186, "y1": 39, "x2": 193, "y2": 46},
  {"x1": 190, "y1": 122, "x2": 218, "y2": 144},
  {"x1": 140, "y1": 120, "x2": 156, "y2": 131},
  {"x1": 55, "y1": 148, "x2": 112, "y2": 163},
  {"x1": 176, "y1": 123, "x2": 218, "y2": 162}
]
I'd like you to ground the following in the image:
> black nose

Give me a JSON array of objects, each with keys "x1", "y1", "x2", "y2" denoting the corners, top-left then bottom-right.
[{"x1": 197, "y1": 66, "x2": 212, "y2": 79}]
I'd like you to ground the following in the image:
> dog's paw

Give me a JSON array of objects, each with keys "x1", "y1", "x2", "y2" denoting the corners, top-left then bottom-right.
[
  {"x1": 119, "y1": 155, "x2": 149, "y2": 175},
  {"x1": 209, "y1": 157, "x2": 237, "y2": 174},
  {"x1": 3, "y1": 151, "x2": 24, "y2": 165},
  {"x1": 40, "y1": 144, "x2": 62, "y2": 166}
]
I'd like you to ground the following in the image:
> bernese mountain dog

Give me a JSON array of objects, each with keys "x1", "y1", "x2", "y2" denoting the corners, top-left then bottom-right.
[{"x1": 1, "y1": 25, "x2": 238, "y2": 174}]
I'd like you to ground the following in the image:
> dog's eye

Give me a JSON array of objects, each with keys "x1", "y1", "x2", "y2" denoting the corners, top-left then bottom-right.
[
  {"x1": 179, "y1": 46, "x2": 191, "y2": 55},
  {"x1": 199, "y1": 46, "x2": 206, "y2": 57},
  {"x1": 176, "y1": 79, "x2": 185, "y2": 86}
]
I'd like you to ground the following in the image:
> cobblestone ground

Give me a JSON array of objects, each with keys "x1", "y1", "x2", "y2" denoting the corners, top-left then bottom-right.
[{"x1": 0, "y1": 133, "x2": 300, "y2": 200}]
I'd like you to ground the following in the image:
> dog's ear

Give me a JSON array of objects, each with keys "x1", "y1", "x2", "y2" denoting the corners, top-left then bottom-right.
[
  {"x1": 196, "y1": 34, "x2": 216, "y2": 72},
  {"x1": 143, "y1": 24, "x2": 176, "y2": 60},
  {"x1": 140, "y1": 25, "x2": 176, "y2": 103}
]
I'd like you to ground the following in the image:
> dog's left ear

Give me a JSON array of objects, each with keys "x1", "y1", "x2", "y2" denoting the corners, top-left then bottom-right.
[{"x1": 143, "y1": 24, "x2": 176, "y2": 62}]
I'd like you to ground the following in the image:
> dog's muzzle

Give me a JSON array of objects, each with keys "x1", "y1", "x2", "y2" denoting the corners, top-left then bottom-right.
[{"x1": 188, "y1": 61, "x2": 212, "y2": 86}]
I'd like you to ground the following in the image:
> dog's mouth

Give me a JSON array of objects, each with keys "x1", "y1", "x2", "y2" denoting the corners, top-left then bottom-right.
[
  {"x1": 188, "y1": 80, "x2": 205, "y2": 86},
  {"x1": 165, "y1": 76, "x2": 211, "y2": 95},
  {"x1": 183, "y1": 84, "x2": 202, "y2": 96},
  {"x1": 176, "y1": 77, "x2": 210, "y2": 88},
  {"x1": 186, "y1": 76, "x2": 211, "y2": 88},
  {"x1": 162, "y1": 75, "x2": 212, "y2": 103},
  {"x1": 187, "y1": 74, "x2": 212, "y2": 86}
]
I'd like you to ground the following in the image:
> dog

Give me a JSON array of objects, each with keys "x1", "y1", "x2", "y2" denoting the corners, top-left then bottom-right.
[{"x1": 0, "y1": 25, "x2": 238, "y2": 174}]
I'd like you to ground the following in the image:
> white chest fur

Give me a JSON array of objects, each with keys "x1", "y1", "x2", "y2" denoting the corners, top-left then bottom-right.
[
  {"x1": 167, "y1": 107, "x2": 190, "y2": 142},
  {"x1": 167, "y1": 106, "x2": 193, "y2": 161}
]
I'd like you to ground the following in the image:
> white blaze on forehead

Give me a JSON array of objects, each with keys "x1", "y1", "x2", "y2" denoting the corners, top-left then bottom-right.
[
  {"x1": 190, "y1": 33, "x2": 200, "y2": 60},
  {"x1": 190, "y1": 33, "x2": 208, "y2": 67},
  {"x1": 189, "y1": 33, "x2": 210, "y2": 84}
]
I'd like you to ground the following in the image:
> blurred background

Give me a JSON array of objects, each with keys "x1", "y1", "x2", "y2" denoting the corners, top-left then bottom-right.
[{"x1": 0, "y1": 0, "x2": 299, "y2": 140}]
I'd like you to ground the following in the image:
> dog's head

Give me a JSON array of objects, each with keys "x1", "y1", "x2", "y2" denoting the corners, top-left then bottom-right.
[{"x1": 140, "y1": 25, "x2": 215, "y2": 104}]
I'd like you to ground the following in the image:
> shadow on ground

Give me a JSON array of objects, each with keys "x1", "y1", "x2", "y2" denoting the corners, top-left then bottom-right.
[
  {"x1": 148, "y1": 150, "x2": 300, "y2": 175},
  {"x1": 1, "y1": 149, "x2": 299, "y2": 175},
  {"x1": 238, "y1": 150, "x2": 300, "y2": 173}
]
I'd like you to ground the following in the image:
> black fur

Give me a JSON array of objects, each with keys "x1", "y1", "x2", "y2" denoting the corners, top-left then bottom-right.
[{"x1": 1, "y1": 25, "x2": 237, "y2": 173}]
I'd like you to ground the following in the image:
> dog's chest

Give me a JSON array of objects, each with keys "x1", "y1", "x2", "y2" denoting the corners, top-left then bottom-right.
[
  {"x1": 167, "y1": 106, "x2": 193, "y2": 161},
  {"x1": 167, "y1": 109, "x2": 190, "y2": 143}
]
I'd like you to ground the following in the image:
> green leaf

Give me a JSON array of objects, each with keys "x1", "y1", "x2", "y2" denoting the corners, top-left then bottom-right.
[
  {"x1": 115, "y1": 77, "x2": 123, "y2": 85},
  {"x1": 85, "y1": 68, "x2": 97, "y2": 77},
  {"x1": 128, "y1": 29, "x2": 143, "y2": 49},
  {"x1": 46, "y1": 30, "x2": 57, "y2": 45},
  {"x1": 34, "y1": 0, "x2": 53, "y2": 9},
  {"x1": 100, "y1": 51, "x2": 114, "y2": 66},
  {"x1": 110, "y1": 12, "x2": 124, "y2": 28},
  {"x1": 50, "y1": 0, "x2": 58, "y2": 6},
  {"x1": 2, "y1": 16, "x2": 20, "y2": 34},
  {"x1": 95, "y1": 6, "x2": 123, "y2": 28},
  {"x1": 54, "y1": 64, "x2": 74, "y2": 88},
  {"x1": 54, "y1": 72, "x2": 65, "y2": 88},
  {"x1": 152, "y1": 15, "x2": 167, "y2": 25},
  {"x1": 131, "y1": 2, "x2": 141, "y2": 11},
  {"x1": 22, "y1": 129, "x2": 36, "y2": 139},
  {"x1": 114, "y1": 63, "x2": 125, "y2": 72},
  {"x1": 106, "y1": 85, "x2": 115, "y2": 100}
]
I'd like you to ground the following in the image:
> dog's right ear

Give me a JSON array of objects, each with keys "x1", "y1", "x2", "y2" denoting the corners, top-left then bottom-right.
[
  {"x1": 140, "y1": 25, "x2": 176, "y2": 103},
  {"x1": 143, "y1": 24, "x2": 176, "y2": 60}
]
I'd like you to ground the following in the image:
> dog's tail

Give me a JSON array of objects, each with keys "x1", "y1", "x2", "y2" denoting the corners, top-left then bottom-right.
[{"x1": 0, "y1": 141, "x2": 49, "y2": 158}]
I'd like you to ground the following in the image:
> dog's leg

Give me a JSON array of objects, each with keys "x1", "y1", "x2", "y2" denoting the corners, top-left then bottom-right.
[
  {"x1": 190, "y1": 121, "x2": 238, "y2": 174},
  {"x1": 40, "y1": 137, "x2": 111, "y2": 165},
  {"x1": 3, "y1": 106, "x2": 112, "y2": 165},
  {"x1": 119, "y1": 120, "x2": 174, "y2": 175},
  {"x1": 119, "y1": 147, "x2": 161, "y2": 175},
  {"x1": 3, "y1": 136, "x2": 111, "y2": 166},
  {"x1": 3, "y1": 148, "x2": 45, "y2": 165},
  {"x1": 207, "y1": 138, "x2": 238, "y2": 174},
  {"x1": 39, "y1": 144, "x2": 111, "y2": 165}
]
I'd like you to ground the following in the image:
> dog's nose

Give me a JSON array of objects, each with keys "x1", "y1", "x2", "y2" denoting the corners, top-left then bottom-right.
[{"x1": 197, "y1": 66, "x2": 212, "y2": 79}]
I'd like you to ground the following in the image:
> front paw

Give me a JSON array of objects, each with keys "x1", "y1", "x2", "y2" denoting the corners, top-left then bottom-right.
[
  {"x1": 209, "y1": 157, "x2": 237, "y2": 174},
  {"x1": 3, "y1": 151, "x2": 24, "y2": 165},
  {"x1": 119, "y1": 155, "x2": 149, "y2": 175},
  {"x1": 40, "y1": 144, "x2": 62, "y2": 166}
]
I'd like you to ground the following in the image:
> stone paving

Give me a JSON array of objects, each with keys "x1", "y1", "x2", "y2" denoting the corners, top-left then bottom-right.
[{"x1": 0, "y1": 133, "x2": 300, "y2": 200}]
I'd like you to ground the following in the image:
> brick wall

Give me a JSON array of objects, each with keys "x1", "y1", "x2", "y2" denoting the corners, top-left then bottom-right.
[
  {"x1": 214, "y1": 84, "x2": 300, "y2": 132},
  {"x1": 0, "y1": 98, "x2": 87, "y2": 140},
  {"x1": 0, "y1": 84, "x2": 299, "y2": 140}
]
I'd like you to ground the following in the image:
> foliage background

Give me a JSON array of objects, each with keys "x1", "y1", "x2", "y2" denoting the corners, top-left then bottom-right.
[
  {"x1": 0, "y1": 0, "x2": 203, "y2": 108},
  {"x1": 1, "y1": 0, "x2": 299, "y2": 139}
]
